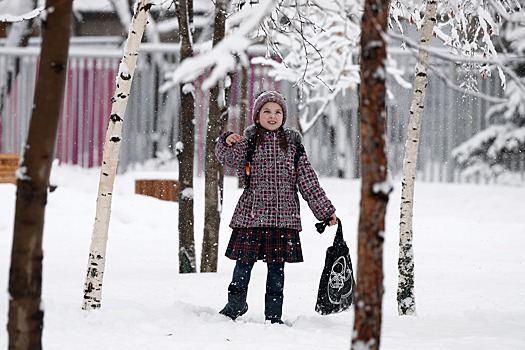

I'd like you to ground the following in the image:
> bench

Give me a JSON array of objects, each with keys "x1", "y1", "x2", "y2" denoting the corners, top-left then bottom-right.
[
  {"x1": 135, "y1": 179, "x2": 179, "y2": 202},
  {"x1": 0, "y1": 154, "x2": 20, "y2": 184}
]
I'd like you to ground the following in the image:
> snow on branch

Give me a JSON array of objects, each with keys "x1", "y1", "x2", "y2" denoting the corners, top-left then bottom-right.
[
  {"x1": 452, "y1": 124, "x2": 509, "y2": 163},
  {"x1": 452, "y1": 75, "x2": 525, "y2": 176},
  {"x1": 386, "y1": 30, "x2": 525, "y2": 95},
  {"x1": 109, "y1": 0, "x2": 132, "y2": 29},
  {"x1": 487, "y1": 0, "x2": 524, "y2": 25},
  {"x1": 0, "y1": 6, "x2": 44, "y2": 23},
  {"x1": 394, "y1": 38, "x2": 510, "y2": 103},
  {"x1": 428, "y1": 64, "x2": 508, "y2": 104},
  {"x1": 386, "y1": 31, "x2": 523, "y2": 66},
  {"x1": 160, "y1": 0, "x2": 277, "y2": 92},
  {"x1": 250, "y1": 0, "x2": 364, "y2": 134},
  {"x1": 487, "y1": 0, "x2": 525, "y2": 53}
]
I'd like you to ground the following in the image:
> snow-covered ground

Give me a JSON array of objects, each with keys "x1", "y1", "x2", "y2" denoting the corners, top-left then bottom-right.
[{"x1": 1, "y1": 164, "x2": 524, "y2": 349}]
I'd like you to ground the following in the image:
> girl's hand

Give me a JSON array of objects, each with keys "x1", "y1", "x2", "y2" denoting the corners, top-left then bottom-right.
[
  {"x1": 226, "y1": 133, "x2": 244, "y2": 145},
  {"x1": 328, "y1": 213, "x2": 338, "y2": 226}
]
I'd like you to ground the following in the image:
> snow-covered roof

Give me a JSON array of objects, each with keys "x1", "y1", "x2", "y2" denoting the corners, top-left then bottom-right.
[
  {"x1": 0, "y1": 0, "x2": 214, "y2": 14},
  {"x1": 73, "y1": 0, "x2": 214, "y2": 13}
]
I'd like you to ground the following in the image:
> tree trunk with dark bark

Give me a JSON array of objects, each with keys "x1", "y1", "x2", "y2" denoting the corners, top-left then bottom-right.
[
  {"x1": 177, "y1": 0, "x2": 197, "y2": 273},
  {"x1": 8, "y1": 1, "x2": 72, "y2": 348},
  {"x1": 351, "y1": 0, "x2": 391, "y2": 349},
  {"x1": 237, "y1": 65, "x2": 249, "y2": 188},
  {"x1": 201, "y1": 0, "x2": 230, "y2": 272}
]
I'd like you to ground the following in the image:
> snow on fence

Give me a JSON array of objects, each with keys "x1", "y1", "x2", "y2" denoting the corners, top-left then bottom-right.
[{"x1": 0, "y1": 43, "x2": 522, "y2": 184}]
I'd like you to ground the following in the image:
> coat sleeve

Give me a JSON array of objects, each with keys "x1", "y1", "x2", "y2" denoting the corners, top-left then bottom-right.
[
  {"x1": 215, "y1": 131, "x2": 248, "y2": 171},
  {"x1": 296, "y1": 151, "x2": 335, "y2": 221}
]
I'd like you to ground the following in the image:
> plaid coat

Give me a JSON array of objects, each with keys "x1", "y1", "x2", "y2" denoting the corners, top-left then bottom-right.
[{"x1": 216, "y1": 125, "x2": 335, "y2": 232}]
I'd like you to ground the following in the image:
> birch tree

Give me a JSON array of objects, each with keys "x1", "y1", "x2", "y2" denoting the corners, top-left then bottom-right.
[
  {"x1": 351, "y1": 0, "x2": 391, "y2": 348},
  {"x1": 8, "y1": 1, "x2": 72, "y2": 348},
  {"x1": 201, "y1": 0, "x2": 230, "y2": 273},
  {"x1": 82, "y1": 0, "x2": 153, "y2": 310},
  {"x1": 396, "y1": 0, "x2": 438, "y2": 317},
  {"x1": 175, "y1": 0, "x2": 197, "y2": 273},
  {"x1": 391, "y1": 0, "x2": 524, "y2": 315},
  {"x1": 390, "y1": 0, "x2": 524, "y2": 92},
  {"x1": 257, "y1": 0, "x2": 524, "y2": 139}
]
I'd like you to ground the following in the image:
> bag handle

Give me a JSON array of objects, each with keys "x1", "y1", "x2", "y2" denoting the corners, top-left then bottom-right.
[
  {"x1": 315, "y1": 218, "x2": 331, "y2": 233},
  {"x1": 316, "y1": 217, "x2": 345, "y2": 245},
  {"x1": 316, "y1": 217, "x2": 343, "y2": 236}
]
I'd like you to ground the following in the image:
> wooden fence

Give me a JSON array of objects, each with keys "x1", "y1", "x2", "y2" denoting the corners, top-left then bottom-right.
[{"x1": 0, "y1": 42, "x2": 522, "y2": 184}]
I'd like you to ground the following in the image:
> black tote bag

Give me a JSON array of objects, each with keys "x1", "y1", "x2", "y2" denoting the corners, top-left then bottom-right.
[{"x1": 314, "y1": 218, "x2": 355, "y2": 315}]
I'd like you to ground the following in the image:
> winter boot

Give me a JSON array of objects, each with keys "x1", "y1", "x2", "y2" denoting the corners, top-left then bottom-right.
[
  {"x1": 264, "y1": 293, "x2": 284, "y2": 324},
  {"x1": 219, "y1": 286, "x2": 248, "y2": 320}
]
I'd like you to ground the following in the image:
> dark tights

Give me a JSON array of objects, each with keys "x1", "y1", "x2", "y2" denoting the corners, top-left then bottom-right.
[{"x1": 229, "y1": 260, "x2": 285, "y2": 295}]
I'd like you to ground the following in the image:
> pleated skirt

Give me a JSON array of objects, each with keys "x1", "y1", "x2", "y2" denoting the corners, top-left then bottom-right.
[{"x1": 225, "y1": 227, "x2": 303, "y2": 263}]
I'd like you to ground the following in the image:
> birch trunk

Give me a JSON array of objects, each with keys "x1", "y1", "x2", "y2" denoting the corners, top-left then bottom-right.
[
  {"x1": 351, "y1": 0, "x2": 390, "y2": 349},
  {"x1": 82, "y1": 0, "x2": 153, "y2": 310},
  {"x1": 397, "y1": 0, "x2": 438, "y2": 316},
  {"x1": 177, "y1": 0, "x2": 197, "y2": 273},
  {"x1": 8, "y1": 1, "x2": 72, "y2": 348}
]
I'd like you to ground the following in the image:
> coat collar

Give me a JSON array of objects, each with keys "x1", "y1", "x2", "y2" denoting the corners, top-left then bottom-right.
[{"x1": 243, "y1": 125, "x2": 302, "y2": 144}]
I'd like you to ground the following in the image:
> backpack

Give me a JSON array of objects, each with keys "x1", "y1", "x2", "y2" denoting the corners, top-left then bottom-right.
[{"x1": 243, "y1": 136, "x2": 305, "y2": 189}]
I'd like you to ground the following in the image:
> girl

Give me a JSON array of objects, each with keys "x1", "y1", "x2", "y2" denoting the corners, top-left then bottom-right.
[{"x1": 215, "y1": 90, "x2": 337, "y2": 324}]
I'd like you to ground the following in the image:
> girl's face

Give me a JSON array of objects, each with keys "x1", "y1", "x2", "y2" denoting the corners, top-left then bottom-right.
[{"x1": 256, "y1": 101, "x2": 284, "y2": 131}]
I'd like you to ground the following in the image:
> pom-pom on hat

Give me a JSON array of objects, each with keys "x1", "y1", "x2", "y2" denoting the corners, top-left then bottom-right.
[{"x1": 252, "y1": 90, "x2": 288, "y2": 125}]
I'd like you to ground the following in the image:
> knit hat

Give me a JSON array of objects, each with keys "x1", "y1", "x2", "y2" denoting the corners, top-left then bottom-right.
[{"x1": 252, "y1": 90, "x2": 288, "y2": 125}]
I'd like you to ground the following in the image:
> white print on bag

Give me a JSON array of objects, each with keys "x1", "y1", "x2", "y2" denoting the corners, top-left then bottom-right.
[{"x1": 328, "y1": 256, "x2": 354, "y2": 305}]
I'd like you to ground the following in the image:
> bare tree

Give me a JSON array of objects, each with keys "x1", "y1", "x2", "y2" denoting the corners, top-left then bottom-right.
[
  {"x1": 397, "y1": 0, "x2": 438, "y2": 317},
  {"x1": 237, "y1": 65, "x2": 249, "y2": 188},
  {"x1": 351, "y1": 0, "x2": 391, "y2": 348},
  {"x1": 201, "y1": 0, "x2": 231, "y2": 273},
  {"x1": 7, "y1": 0, "x2": 72, "y2": 348},
  {"x1": 82, "y1": 0, "x2": 153, "y2": 310},
  {"x1": 159, "y1": 1, "x2": 276, "y2": 274},
  {"x1": 176, "y1": 0, "x2": 197, "y2": 273}
]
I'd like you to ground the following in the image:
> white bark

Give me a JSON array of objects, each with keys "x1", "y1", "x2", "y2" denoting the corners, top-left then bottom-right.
[
  {"x1": 397, "y1": 0, "x2": 438, "y2": 316},
  {"x1": 82, "y1": 0, "x2": 153, "y2": 311}
]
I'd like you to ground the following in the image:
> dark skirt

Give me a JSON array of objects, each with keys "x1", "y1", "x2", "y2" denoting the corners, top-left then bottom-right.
[{"x1": 225, "y1": 227, "x2": 303, "y2": 263}]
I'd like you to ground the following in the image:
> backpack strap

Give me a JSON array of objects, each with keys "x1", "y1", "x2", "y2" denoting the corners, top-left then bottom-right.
[
  {"x1": 244, "y1": 139, "x2": 305, "y2": 189},
  {"x1": 243, "y1": 136, "x2": 257, "y2": 189},
  {"x1": 293, "y1": 143, "x2": 305, "y2": 177}
]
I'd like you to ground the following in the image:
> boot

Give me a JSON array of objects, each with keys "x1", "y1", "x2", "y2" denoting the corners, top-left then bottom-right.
[
  {"x1": 264, "y1": 293, "x2": 284, "y2": 324},
  {"x1": 219, "y1": 286, "x2": 248, "y2": 320}
]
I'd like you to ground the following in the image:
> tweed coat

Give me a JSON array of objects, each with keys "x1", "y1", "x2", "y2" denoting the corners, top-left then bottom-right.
[{"x1": 216, "y1": 125, "x2": 335, "y2": 232}]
